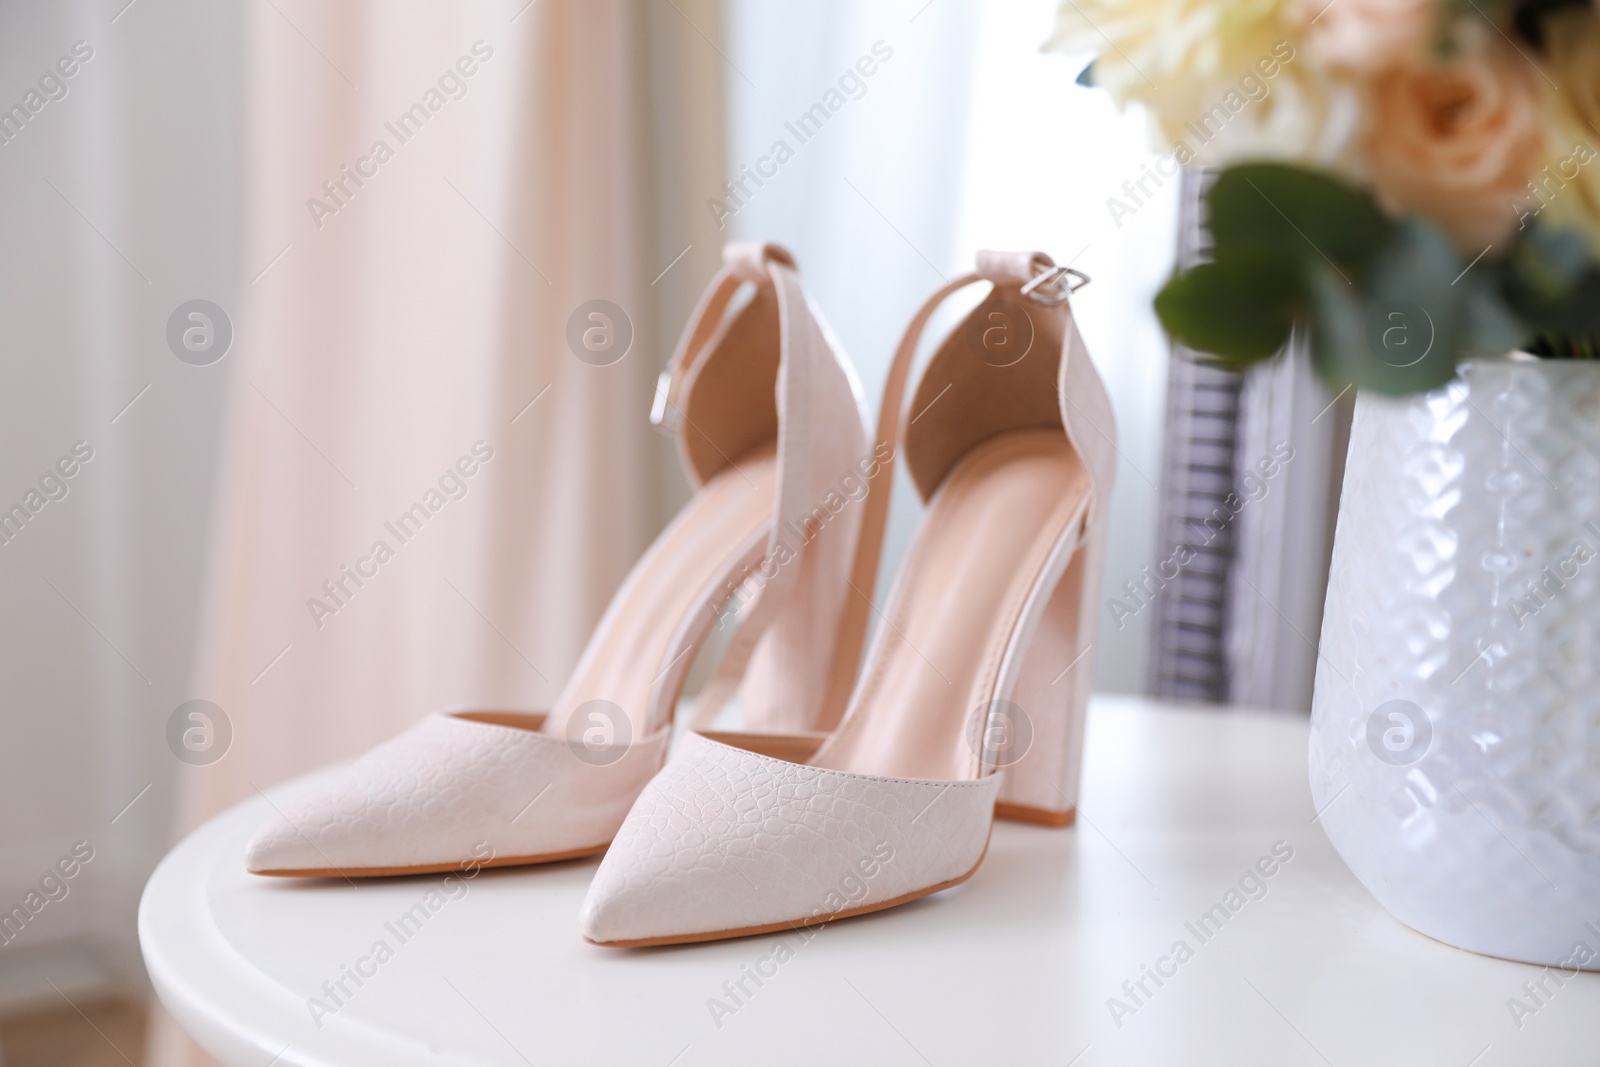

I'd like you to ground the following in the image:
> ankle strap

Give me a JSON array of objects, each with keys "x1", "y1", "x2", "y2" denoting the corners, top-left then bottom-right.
[
  {"x1": 816, "y1": 251, "x2": 1092, "y2": 726},
  {"x1": 660, "y1": 242, "x2": 871, "y2": 733},
  {"x1": 649, "y1": 242, "x2": 796, "y2": 435},
  {"x1": 646, "y1": 238, "x2": 820, "y2": 608}
]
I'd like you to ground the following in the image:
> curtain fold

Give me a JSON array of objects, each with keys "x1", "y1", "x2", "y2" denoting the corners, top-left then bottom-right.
[{"x1": 148, "y1": 2, "x2": 723, "y2": 1063}]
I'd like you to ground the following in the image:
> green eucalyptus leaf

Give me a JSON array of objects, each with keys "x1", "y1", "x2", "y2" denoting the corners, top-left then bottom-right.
[
  {"x1": 1459, "y1": 275, "x2": 1529, "y2": 358},
  {"x1": 1076, "y1": 60, "x2": 1094, "y2": 87},
  {"x1": 1357, "y1": 219, "x2": 1465, "y2": 393},
  {"x1": 1510, "y1": 267, "x2": 1600, "y2": 339},
  {"x1": 1306, "y1": 223, "x2": 1464, "y2": 395},
  {"x1": 1158, "y1": 164, "x2": 1600, "y2": 392},
  {"x1": 1207, "y1": 164, "x2": 1393, "y2": 277},
  {"x1": 1496, "y1": 222, "x2": 1600, "y2": 343},
  {"x1": 1305, "y1": 262, "x2": 1370, "y2": 389},
  {"x1": 1508, "y1": 223, "x2": 1590, "y2": 302},
  {"x1": 1154, "y1": 248, "x2": 1302, "y2": 362}
]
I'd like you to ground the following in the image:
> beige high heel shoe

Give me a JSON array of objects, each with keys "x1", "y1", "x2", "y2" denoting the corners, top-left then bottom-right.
[
  {"x1": 580, "y1": 250, "x2": 1116, "y2": 945},
  {"x1": 245, "y1": 242, "x2": 870, "y2": 877}
]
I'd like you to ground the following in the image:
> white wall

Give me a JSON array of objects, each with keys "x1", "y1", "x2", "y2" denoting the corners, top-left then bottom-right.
[{"x1": 0, "y1": 0, "x2": 242, "y2": 1004}]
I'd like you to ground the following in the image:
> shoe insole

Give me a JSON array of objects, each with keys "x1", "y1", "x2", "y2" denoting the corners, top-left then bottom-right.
[
  {"x1": 813, "y1": 430, "x2": 1090, "y2": 781},
  {"x1": 467, "y1": 449, "x2": 778, "y2": 740}
]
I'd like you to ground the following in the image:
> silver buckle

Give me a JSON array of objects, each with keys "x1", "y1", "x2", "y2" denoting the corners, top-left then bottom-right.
[
  {"x1": 649, "y1": 370, "x2": 679, "y2": 434},
  {"x1": 1020, "y1": 264, "x2": 1090, "y2": 305}
]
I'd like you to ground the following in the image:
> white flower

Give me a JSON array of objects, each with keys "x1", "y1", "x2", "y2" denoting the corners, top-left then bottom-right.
[
  {"x1": 1044, "y1": 0, "x2": 1359, "y2": 168},
  {"x1": 1528, "y1": 7, "x2": 1600, "y2": 254}
]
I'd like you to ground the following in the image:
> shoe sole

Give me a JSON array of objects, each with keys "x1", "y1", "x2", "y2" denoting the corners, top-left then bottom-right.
[
  {"x1": 586, "y1": 838, "x2": 992, "y2": 948},
  {"x1": 250, "y1": 841, "x2": 612, "y2": 879},
  {"x1": 993, "y1": 801, "x2": 1076, "y2": 828}
]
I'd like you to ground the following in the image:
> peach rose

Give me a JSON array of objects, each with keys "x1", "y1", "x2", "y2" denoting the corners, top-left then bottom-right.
[
  {"x1": 1364, "y1": 43, "x2": 1542, "y2": 250},
  {"x1": 1288, "y1": 0, "x2": 1437, "y2": 72}
]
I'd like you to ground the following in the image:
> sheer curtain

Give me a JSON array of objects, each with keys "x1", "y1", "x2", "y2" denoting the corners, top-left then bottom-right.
[
  {"x1": 0, "y1": 0, "x2": 245, "y2": 1030},
  {"x1": 149, "y1": 2, "x2": 724, "y2": 1063}
]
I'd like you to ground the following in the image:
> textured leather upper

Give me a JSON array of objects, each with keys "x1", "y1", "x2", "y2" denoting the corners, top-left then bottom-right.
[
  {"x1": 579, "y1": 732, "x2": 999, "y2": 943},
  {"x1": 245, "y1": 712, "x2": 669, "y2": 874}
]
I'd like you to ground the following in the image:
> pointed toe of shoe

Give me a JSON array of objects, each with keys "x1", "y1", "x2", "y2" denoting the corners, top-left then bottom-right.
[
  {"x1": 578, "y1": 819, "x2": 753, "y2": 946},
  {"x1": 244, "y1": 818, "x2": 323, "y2": 875},
  {"x1": 243, "y1": 771, "x2": 427, "y2": 876},
  {"x1": 244, "y1": 712, "x2": 669, "y2": 877},
  {"x1": 243, "y1": 764, "x2": 431, "y2": 876},
  {"x1": 577, "y1": 768, "x2": 734, "y2": 945},
  {"x1": 579, "y1": 733, "x2": 1001, "y2": 946},
  {"x1": 577, "y1": 882, "x2": 635, "y2": 945}
]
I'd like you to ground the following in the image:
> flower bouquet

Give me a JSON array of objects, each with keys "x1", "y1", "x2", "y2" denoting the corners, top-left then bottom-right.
[{"x1": 1047, "y1": 0, "x2": 1600, "y2": 394}]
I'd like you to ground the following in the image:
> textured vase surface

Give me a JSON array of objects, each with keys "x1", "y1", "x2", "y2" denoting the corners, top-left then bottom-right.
[{"x1": 1311, "y1": 360, "x2": 1600, "y2": 968}]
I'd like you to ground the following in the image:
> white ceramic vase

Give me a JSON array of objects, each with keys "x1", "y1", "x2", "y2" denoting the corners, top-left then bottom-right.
[{"x1": 1311, "y1": 358, "x2": 1600, "y2": 969}]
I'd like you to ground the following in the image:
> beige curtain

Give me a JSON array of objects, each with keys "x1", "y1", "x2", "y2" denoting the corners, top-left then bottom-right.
[{"x1": 147, "y1": 2, "x2": 724, "y2": 1063}]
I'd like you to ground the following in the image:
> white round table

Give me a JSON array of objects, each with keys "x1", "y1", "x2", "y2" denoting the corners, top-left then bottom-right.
[{"x1": 140, "y1": 696, "x2": 1600, "y2": 1066}]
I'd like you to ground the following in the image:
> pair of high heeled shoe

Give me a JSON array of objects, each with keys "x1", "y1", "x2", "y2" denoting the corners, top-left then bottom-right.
[{"x1": 245, "y1": 241, "x2": 1115, "y2": 948}]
